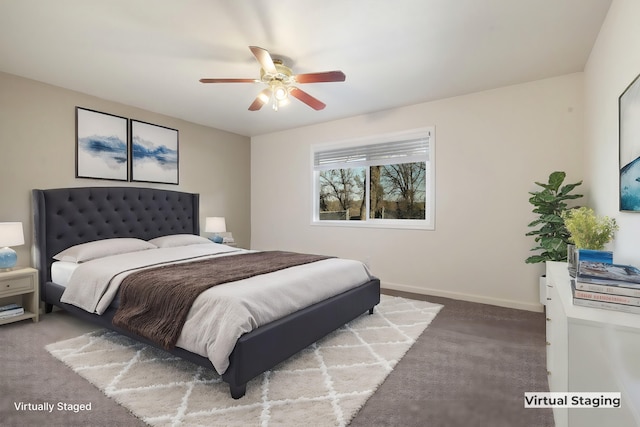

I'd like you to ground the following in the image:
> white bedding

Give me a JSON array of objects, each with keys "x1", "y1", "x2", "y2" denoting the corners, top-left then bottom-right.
[
  {"x1": 51, "y1": 261, "x2": 79, "y2": 287},
  {"x1": 59, "y1": 244, "x2": 373, "y2": 374}
]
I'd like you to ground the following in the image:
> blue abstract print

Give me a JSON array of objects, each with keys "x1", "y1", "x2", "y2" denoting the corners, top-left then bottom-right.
[
  {"x1": 131, "y1": 120, "x2": 178, "y2": 184},
  {"x1": 76, "y1": 108, "x2": 128, "y2": 181},
  {"x1": 620, "y1": 73, "x2": 640, "y2": 211}
]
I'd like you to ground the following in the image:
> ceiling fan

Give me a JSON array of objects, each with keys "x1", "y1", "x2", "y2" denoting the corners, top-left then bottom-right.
[{"x1": 200, "y1": 46, "x2": 346, "y2": 112}]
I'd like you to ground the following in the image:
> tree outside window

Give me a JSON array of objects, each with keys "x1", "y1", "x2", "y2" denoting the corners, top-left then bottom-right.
[{"x1": 370, "y1": 162, "x2": 426, "y2": 220}]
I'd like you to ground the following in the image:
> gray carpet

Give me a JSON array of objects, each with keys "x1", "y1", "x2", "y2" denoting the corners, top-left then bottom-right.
[
  {"x1": 351, "y1": 291, "x2": 554, "y2": 427},
  {"x1": 1, "y1": 290, "x2": 553, "y2": 427}
]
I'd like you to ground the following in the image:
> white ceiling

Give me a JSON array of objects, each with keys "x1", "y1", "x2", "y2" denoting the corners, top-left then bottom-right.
[{"x1": 0, "y1": 0, "x2": 611, "y2": 137}]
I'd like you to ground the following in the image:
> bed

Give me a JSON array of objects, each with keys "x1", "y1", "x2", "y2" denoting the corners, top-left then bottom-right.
[{"x1": 32, "y1": 186, "x2": 380, "y2": 399}]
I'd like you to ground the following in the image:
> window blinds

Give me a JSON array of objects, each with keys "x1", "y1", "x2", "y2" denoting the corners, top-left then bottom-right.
[{"x1": 314, "y1": 133, "x2": 430, "y2": 170}]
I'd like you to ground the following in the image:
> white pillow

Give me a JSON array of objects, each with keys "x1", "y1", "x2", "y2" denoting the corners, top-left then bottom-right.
[
  {"x1": 53, "y1": 238, "x2": 157, "y2": 263},
  {"x1": 148, "y1": 234, "x2": 212, "y2": 248}
]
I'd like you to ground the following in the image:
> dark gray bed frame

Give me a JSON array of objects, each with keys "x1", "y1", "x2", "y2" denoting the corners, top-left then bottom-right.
[{"x1": 32, "y1": 187, "x2": 380, "y2": 399}]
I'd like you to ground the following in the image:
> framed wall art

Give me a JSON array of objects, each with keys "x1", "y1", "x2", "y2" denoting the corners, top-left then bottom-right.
[
  {"x1": 130, "y1": 120, "x2": 179, "y2": 184},
  {"x1": 620, "y1": 73, "x2": 640, "y2": 211},
  {"x1": 76, "y1": 107, "x2": 129, "y2": 181}
]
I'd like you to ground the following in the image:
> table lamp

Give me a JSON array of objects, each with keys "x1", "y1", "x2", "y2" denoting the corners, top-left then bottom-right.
[
  {"x1": 205, "y1": 217, "x2": 226, "y2": 243},
  {"x1": 0, "y1": 222, "x2": 25, "y2": 269}
]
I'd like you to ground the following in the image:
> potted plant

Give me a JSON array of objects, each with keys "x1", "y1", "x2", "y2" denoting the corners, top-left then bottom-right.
[
  {"x1": 562, "y1": 207, "x2": 618, "y2": 275},
  {"x1": 562, "y1": 207, "x2": 618, "y2": 251},
  {"x1": 526, "y1": 171, "x2": 583, "y2": 264}
]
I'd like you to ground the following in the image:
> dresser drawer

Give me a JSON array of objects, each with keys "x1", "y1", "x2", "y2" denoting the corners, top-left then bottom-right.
[{"x1": 0, "y1": 275, "x2": 35, "y2": 296}]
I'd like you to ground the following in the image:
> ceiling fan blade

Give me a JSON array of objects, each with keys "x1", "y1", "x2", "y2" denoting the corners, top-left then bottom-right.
[
  {"x1": 290, "y1": 87, "x2": 326, "y2": 110},
  {"x1": 249, "y1": 46, "x2": 277, "y2": 74},
  {"x1": 248, "y1": 88, "x2": 272, "y2": 111},
  {"x1": 294, "y1": 71, "x2": 346, "y2": 84},
  {"x1": 200, "y1": 78, "x2": 258, "y2": 83}
]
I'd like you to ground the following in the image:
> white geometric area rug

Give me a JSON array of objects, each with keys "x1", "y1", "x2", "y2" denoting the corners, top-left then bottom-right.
[{"x1": 46, "y1": 295, "x2": 442, "y2": 427}]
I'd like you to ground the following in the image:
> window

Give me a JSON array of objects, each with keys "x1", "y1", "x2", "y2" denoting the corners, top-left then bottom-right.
[{"x1": 312, "y1": 128, "x2": 434, "y2": 229}]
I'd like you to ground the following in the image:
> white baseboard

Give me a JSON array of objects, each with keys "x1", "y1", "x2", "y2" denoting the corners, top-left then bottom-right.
[{"x1": 381, "y1": 281, "x2": 544, "y2": 313}]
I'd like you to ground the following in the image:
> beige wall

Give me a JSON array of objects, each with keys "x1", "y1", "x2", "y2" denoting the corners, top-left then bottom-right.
[
  {"x1": 251, "y1": 73, "x2": 585, "y2": 311},
  {"x1": 584, "y1": 0, "x2": 640, "y2": 267},
  {"x1": 0, "y1": 71, "x2": 251, "y2": 264},
  {"x1": 0, "y1": 58, "x2": 593, "y2": 312}
]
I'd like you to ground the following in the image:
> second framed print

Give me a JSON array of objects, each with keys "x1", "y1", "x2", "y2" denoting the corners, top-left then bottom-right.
[{"x1": 131, "y1": 120, "x2": 179, "y2": 184}]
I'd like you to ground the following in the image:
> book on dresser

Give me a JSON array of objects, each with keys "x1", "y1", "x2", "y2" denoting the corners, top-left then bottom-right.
[
  {"x1": 577, "y1": 261, "x2": 640, "y2": 283},
  {"x1": 0, "y1": 303, "x2": 24, "y2": 318},
  {"x1": 574, "y1": 276, "x2": 640, "y2": 297},
  {"x1": 571, "y1": 280, "x2": 640, "y2": 314},
  {"x1": 572, "y1": 259, "x2": 640, "y2": 315}
]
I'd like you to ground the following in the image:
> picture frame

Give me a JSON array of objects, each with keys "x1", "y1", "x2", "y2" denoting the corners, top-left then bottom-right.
[
  {"x1": 130, "y1": 120, "x2": 179, "y2": 185},
  {"x1": 76, "y1": 107, "x2": 129, "y2": 181},
  {"x1": 619, "y1": 72, "x2": 640, "y2": 211}
]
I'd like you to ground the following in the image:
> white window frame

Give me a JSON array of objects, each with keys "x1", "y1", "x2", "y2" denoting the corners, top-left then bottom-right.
[{"x1": 311, "y1": 127, "x2": 435, "y2": 230}]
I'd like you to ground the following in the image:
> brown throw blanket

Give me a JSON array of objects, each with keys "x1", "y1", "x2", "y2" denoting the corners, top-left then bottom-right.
[{"x1": 112, "y1": 251, "x2": 332, "y2": 349}]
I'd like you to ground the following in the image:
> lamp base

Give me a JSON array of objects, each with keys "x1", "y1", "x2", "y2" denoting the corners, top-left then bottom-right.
[
  {"x1": 0, "y1": 247, "x2": 17, "y2": 269},
  {"x1": 212, "y1": 235, "x2": 224, "y2": 244}
]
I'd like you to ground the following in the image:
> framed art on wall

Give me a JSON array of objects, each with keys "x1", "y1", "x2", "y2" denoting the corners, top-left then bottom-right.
[
  {"x1": 130, "y1": 120, "x2": 179, "y2": 184},
  {"x1": 76, "y1": 107, "x2": 129, "y2": 181},
  {"x1": 619, "y1": 73, "x2": 640, "y2": 211}
]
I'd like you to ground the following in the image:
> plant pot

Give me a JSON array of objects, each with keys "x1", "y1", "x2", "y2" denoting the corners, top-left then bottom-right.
[{"x1": 539, "y1": 275, "x2": 547, "y2": 306}]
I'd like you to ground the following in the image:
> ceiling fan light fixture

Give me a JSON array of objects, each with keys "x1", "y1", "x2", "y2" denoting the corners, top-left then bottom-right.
[
  {"x1": 273, "y1": 84, "x2": 289, "y2": 101},
  {"x1": 271, "y1": 94, "x2": 290, "y2": 112},
  {"x1": 269, "y1": 81, "x2": 290, "y2": 112},
  {"x1": 258, "y1": 92, "x2": 271, "y2": 103}
]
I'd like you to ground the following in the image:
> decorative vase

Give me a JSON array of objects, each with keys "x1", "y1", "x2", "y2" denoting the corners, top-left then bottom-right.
[{"x1": 567, "y1": 244, "x2": 578, "y2": 277}]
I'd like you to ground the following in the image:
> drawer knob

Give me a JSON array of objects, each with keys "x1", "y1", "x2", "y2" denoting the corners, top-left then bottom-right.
[
  {"x1": 546, "y1": 317, "x2": 551, "y2": 321},
  {"x1": 546, "y1": 341, "x2": 551, "y2": 346},
  {"x1": 547, "y1": 370, "x2": 551, "y2": 376}
]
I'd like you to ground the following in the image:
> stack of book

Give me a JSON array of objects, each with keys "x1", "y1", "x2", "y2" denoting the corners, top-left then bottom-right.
[
  {"x1": 0, "y1": 303, "x2": 24, "y2": 319},
  {"x1": 571, "y1": 261, "x2": 640, "y2": 314}
]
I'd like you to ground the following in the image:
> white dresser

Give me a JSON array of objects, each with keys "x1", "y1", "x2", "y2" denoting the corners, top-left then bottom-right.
[{"x1": 545, "y1": 261, "x2": 640, "y2": 427}]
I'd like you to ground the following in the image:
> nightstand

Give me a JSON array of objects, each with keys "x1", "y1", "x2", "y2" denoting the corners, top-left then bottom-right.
[{"x1": 0, "y1": 267, "x2": 39, "y2": 325}]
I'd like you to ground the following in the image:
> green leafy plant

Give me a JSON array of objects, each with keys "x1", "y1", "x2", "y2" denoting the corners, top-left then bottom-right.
[
  {"x1": 562, "y1": 207, "x2": 618, "y2": 250},
  {"x1": 526, "y1": 171, "x2": 583, "y2": 263}
]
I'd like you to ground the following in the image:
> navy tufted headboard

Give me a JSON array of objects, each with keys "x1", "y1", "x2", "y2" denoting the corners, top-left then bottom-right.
[{"x1": 32, "y1": 187, "x2": 199, "y2": 298}]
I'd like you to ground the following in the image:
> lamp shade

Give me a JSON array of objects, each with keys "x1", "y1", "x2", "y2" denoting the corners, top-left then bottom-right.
[
  {"x1": 205, "y1": 217, "x2": 227, "y2": 234},
  {"x1": 0, "y1": 222, "x2": 24, "y2": 247}
]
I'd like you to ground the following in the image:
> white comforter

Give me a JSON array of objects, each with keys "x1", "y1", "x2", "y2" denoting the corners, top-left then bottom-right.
[{"x1": 60, "y1": 244, "x2": 373, "y2": 374}]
